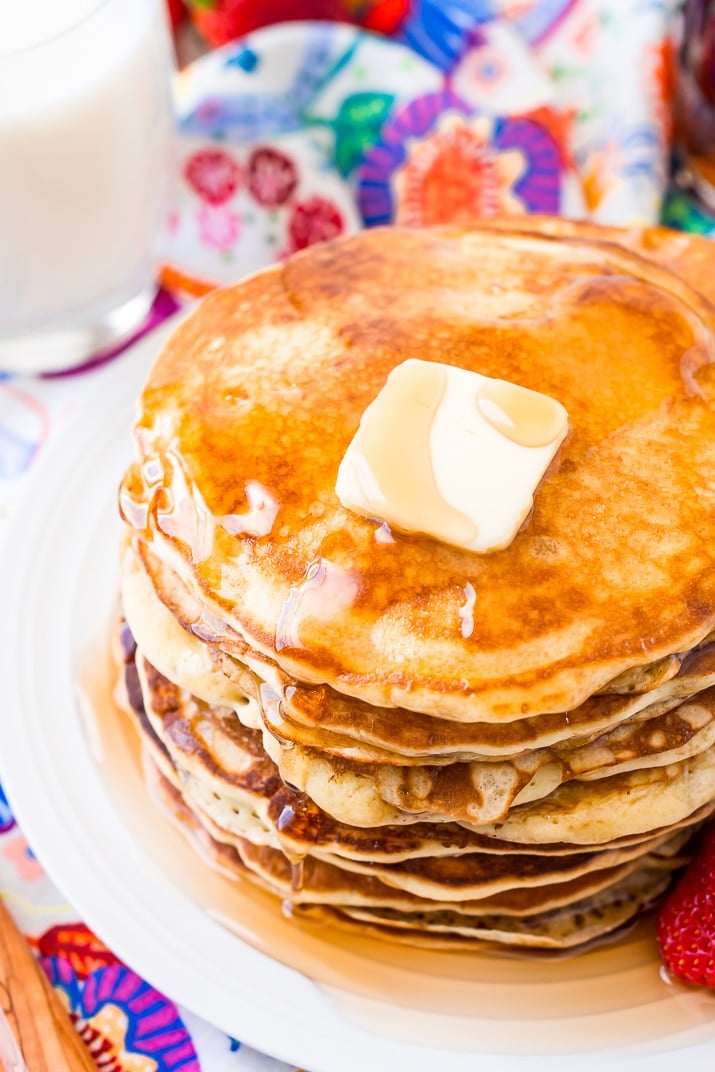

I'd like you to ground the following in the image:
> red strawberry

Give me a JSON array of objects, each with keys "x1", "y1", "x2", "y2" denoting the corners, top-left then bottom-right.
[
  {"x1": 656, "y1": 822, "x2": 715, "y2": 987},
  {"x1": 185, "y1": 149, "x2": 242, "y2": 205},
  {"x1": 247, "y1": 147, "x2": 298, "y2": 207}
]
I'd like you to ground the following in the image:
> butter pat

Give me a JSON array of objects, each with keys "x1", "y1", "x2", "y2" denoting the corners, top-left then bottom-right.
[{"x1": 336, "y1": 359, "x2": 568, "y2": 553}]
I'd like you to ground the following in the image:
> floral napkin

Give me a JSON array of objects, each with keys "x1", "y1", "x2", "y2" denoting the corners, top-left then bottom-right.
[
  {"x1": 161, "y1": 0, "x2": 682, "y2": 294},
  {"x1": 0, "y1": 2, "x2": 714, "y2": 1071}
]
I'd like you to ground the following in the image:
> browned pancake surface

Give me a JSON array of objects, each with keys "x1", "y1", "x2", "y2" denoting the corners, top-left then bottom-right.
[{"x1": 120, "y1": 224, "x2": 715, "y2": 722}]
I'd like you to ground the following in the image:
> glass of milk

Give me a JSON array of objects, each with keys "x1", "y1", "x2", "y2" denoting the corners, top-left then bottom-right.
[{"x1": 0, "y1": 0, "x2": 174, "y2": 373}]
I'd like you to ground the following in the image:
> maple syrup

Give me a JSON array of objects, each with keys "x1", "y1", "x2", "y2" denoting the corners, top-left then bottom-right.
[
  {"x1": 476, "y1": 379, "x2": 567, "y2": 447},
  {"x1": 337, "y1": 360, "x2": 478, "y2": 549}
]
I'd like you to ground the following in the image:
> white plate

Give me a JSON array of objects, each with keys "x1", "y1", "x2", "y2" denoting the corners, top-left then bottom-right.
[{"x1": 1, "y1": 326, "x2": 715, "y2": 1072}]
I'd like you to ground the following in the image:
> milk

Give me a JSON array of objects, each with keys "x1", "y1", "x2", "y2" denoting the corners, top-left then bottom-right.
[{"x1": 0, "y1": 0, "x2": 173, "y2": 364}]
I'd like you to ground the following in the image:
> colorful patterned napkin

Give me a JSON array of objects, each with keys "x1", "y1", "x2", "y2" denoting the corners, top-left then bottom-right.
[
  {"x1": 162, "y1": 1, "x2": 680, "y2": 293},
  {"x1": 1, "y1": 3, "x2": 714, "y2": 1070}
]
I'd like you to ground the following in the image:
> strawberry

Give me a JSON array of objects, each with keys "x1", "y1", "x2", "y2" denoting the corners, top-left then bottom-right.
[{"x1": 656, "y1": 822, "x2": 715, "y2": 987}]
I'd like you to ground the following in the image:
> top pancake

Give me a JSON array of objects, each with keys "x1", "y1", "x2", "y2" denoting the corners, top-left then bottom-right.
[{"x1": 120, "y1": 222, "x2": 715, "y2": 722}]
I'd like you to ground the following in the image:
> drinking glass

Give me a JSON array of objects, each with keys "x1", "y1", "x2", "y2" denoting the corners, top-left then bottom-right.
[
  {"x1": 0, "y1": 0, "x2": 174, "y2": 373},
  {"x1": 673, "y1": 0, "x2": 715, "y2": 211}
]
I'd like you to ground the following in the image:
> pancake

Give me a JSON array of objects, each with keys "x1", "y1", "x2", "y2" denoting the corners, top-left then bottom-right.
[
  {"x1": 262, "y1": 689, "x2": 715, "y2": 828},
  {"x1": 146, "y1": 753, "x2": 675, "y2": 951},
  {"x1": 120, "y1": 631, "x2": 705, "y2": 895},
  {"x1": 128, "y1": 633, "x2": 715, "y2": 842},
  {"x1": 137, "y1": 709, "x2": 685, "y2": 922},
  {"x1": 312, "y1": 866, "x2": 673, "y2": 950},
  {"x1": 126, "y1": 538, "x2": 715, "y2": 760},
  {"x1": 119, "y1": 224, "x2": 715, "y2": 723},
  {"x1": 116, "y1": 219, "x2": 715, "y2": 953},
  {"x1": 474, "y1": 215, "x2": 715, "y2": 308},
  {"x1": 116, "y1": 619, "x2": 711, "y2": 949},
  {"x1": 257, "y1": 677, "x2": 714, "y2": 766},
  {"x1": 120, "y1": 537, "x2": 259, "y2": 717},
  {"x1": 119, "y1": 629, "x2": 710, "y2": 861}
]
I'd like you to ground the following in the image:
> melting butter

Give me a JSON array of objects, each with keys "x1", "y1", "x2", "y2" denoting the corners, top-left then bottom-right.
[{"x1": 336, "y1": 358, "x2": 569, "y2": 554}]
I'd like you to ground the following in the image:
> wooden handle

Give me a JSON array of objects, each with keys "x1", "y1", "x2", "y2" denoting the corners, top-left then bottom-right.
[{"x1": 0, "y1": 898, "x2": 96, "y2": 1071}]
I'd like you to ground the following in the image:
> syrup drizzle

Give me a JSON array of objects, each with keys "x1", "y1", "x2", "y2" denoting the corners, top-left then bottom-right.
[
  {"x1": 275, "y1": 801, "x2": 307, "y2": 915},
  {"x1": 340, "y1": 360, "x2": 478, "y2": 548},
  {"x1": 220, "y1": 480, "x2": 279, "y2": 538},
  {"x1": 458, "y1": 582, "x2": 477, "y2": 640},
  {"x1": 275, "y1": 559, "x2": 359, "y2": 653},
  {"x1": 153, "y1": 449, "x2": 215, "y2": 564},
  {"x1": 476, "y1": 379, "x2": 567, "y2": 448}
]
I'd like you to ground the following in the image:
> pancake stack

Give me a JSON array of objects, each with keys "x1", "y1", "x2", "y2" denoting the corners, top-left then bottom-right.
[{"x1": 116, "y1": 219, "x2": 715, "y2": 951}]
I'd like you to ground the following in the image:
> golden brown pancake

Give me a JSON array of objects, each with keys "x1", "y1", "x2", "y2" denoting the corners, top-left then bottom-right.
[
  {"x1": 116, "y1": 618, "x2": 712, "y2": 949},
  {"x1": 117, "y1": 219, "x2": 715, "y2": 953},
  {"x1": 119, "y1": 628, "x2": 709, "y2": 854},
  {"x1": 309, "y1": 868, "x2": 674, "y2": 950},
  {"x1": 126, "y1": 537, "x2": 715, "y2": 761},
  {"x1": 144, "y1": 751, "x2": 681, "y2": 950},
  {"x1": 119, "y1": 224, "x2": 715, "y2": 722},
  {"x1": 118, "y1": 630, "x2": 702, "y2": 905}
]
